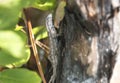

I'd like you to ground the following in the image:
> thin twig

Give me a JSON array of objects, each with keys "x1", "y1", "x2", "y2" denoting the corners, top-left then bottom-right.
[
  {"x1": 23, "y1": 8, "x2": 46, "y2": 83},
  {"x1": 35, "y1": 40, "x2": 49, "y2": 54}
]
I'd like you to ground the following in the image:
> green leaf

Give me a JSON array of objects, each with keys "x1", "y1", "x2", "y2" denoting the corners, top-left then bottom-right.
[
  {"x1": 32, "y1": 26, "x2": 48, "y2": 40},
  {"x1": 33, "y1": 0, "x2": 56, "y2": 10},
  {"x1": 15, "y1": 25, "x2": 24, "y2": 31},
  {"x1": 0, "y1": 68, "x2": 41, "y2": 83},
  {"x1": 0, "y1": 30, "x2": 30, "y2": 68},
  {"x1": 0, "y1": 0, "x2": 35, "y2": 29}
]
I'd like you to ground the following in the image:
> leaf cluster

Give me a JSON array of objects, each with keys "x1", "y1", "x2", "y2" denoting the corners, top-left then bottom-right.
[{"x1": 0, "y1": 0, "x2": 56, "y2": 83}]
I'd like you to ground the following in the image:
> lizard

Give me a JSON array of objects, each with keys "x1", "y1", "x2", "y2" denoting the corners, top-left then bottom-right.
[{"x1": 46, "y1": 14, "x2": 58, "y2": 83}]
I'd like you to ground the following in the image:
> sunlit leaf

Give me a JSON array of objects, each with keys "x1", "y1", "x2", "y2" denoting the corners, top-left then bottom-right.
[
  {"x1": 0, "y1": 0, "x2": 36, "y2": 29},
  {"x1": 0, "y1": 68, "x2": 41, "y2": 83},
  {"x1": 33, "y1": 0, "x2": 56, "y2": 10},
  {"x1": 32, "y1": 26, "x2": 48, "y2": 40},
  {"x1": 15, "y1": 25, "x2": 24, "y2": 31},
  {"x1": 0, "y1": 30, "x2": 30, "y2": 68}
]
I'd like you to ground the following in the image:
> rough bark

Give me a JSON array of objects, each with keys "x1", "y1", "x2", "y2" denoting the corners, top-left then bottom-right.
[{"x1": 47, "y1": 0, "x2": 120, "y2": 83}]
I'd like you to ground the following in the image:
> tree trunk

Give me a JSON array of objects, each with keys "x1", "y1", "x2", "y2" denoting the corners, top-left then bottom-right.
[{"x1": 47, "y1": 0, "x2": 120, "y2": 83}]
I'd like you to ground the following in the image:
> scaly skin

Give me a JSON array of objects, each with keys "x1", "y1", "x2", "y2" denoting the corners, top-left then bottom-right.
[{"x1": 46, "y1": 14, "x2": 58, "y2": 83}]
